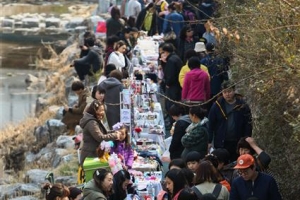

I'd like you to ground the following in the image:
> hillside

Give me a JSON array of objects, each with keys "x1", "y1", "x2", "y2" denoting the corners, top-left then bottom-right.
[{"x1": 215, "y1": 0, "x2": 300, "y2": 198}]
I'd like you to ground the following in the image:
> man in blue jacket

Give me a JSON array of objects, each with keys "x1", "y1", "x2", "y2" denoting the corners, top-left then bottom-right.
[
  {"x1": 208, "y1": 80, "x2": 252, "y2": 162},
  {"x1": 230, "y1": 154, "x2": 282, "y2": 200},
  {"x1": 162, "y1": 3, "x2": 184, "y2": 38}
]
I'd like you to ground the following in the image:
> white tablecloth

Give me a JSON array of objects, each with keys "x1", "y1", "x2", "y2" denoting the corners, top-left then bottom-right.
[
  {"x1": 136, "y1": 180, "x2": 162, "y2": 196},
  {"x1": 134, "y1": 102, "x2": 166, "y2": 153},
  {"x1": 132, "y1": 161, "x2": 158, "y2": 172}
]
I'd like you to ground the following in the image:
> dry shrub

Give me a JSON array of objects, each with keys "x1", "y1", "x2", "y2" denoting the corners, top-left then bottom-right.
[
  {"x1": 0, "y1": 35, "x2": 80, "y2": 179},
  {"x1": 215, "y1": 0, "x2": 300, "y2": 198},
  {"x1": 0, "y1": 117, "x2": 39, "y2": 145}
]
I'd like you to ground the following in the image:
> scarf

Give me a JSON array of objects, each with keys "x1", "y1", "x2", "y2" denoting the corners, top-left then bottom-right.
[{"x1": 172, "y1": 189, "x2": 183, "y2": 200}]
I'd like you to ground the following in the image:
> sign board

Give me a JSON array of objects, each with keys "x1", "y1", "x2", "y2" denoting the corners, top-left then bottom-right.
[{"x1": 120, "y1": 108, "x2": 131, "y2": 123}]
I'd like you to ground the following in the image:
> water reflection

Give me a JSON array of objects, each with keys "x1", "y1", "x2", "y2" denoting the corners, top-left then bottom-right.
[
  {"x1": 0, "y1": 41, "x2": 42, "y2": 69},
  {"x1": 0, "y1": 68, "x2": 45, "y2": 130}
]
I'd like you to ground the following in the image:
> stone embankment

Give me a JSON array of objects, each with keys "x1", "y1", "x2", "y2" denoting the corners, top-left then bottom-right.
[
  {"x1": 0, "y1": 11, "x2": 103, "y2": 200},
  {"x1": 0, "y1": 42, "x2": 87, "y2": 198}
]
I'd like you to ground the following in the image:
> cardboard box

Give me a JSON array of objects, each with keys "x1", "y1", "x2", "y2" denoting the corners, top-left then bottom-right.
[{"x1": 83, "y1": 157, "x2": 110, "y2": 182}]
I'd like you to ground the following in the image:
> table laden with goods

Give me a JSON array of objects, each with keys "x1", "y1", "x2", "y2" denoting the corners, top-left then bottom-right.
[{"x1": 80, "y1": 36, "x2": 169, "y2": 200}]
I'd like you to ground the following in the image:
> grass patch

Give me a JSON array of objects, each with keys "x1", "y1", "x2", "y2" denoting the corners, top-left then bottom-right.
[{"x1": 55, "y1": 156, "x2": 79, "y2": 176}]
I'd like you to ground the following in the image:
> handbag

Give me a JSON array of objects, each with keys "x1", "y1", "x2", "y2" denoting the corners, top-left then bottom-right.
[{"x1": 163, "y1": 27, "x2": 176, "y2": 41}]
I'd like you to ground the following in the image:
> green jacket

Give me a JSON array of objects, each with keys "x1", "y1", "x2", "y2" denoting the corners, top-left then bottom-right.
[
  {"x1": 181, "y1": 119, "x2": 209, "y2": 158},
  {"x1": 83, "y1": 179, "x2": 108, "y2": 200}
]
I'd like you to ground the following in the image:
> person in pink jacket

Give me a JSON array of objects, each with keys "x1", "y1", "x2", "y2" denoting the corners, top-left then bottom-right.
[{"x1": 182, "y1": 56, "x2": 210, "y2": 103}]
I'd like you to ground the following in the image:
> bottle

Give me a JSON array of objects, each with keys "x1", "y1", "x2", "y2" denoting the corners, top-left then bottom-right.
[
  {"x1": 151, "y1": 182, "x2": 155, "y2": 200},
  {"x1": 147, "y1": 182, "x2": 155, "y2": 200},
  {"x1": 132, "y1": 53, "x2": 139, "y2": 68}
]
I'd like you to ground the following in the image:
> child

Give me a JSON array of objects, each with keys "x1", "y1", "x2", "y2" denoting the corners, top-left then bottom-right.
[
  {"x1": 110, "y1": 122, "x2": 134, "y2": 170},
  {"x1": 185, "y1": 151, "x2": 202, "y2": 173}
]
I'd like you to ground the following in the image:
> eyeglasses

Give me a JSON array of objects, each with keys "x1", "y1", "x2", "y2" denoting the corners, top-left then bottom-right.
[{"x1": 238, "y1": 168, "x2": 251, "y2": 175}]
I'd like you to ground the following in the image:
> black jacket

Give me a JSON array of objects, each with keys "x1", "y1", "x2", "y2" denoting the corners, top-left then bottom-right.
[
  {"x1": 164, "y1": 52, "x2": 182, "y2": 88},
  {"x1": 169, "y1": 115, "x2": 192, "y2": 159},
  {"x1": 75, "y1": 46, "x2": 103, "y2": 73},
  {"x1": 208, "y1": 95, "x2": 253, "y2": 148},
  {"x1": 163, "y1": 52, "x2": 182, "y2": 101}
]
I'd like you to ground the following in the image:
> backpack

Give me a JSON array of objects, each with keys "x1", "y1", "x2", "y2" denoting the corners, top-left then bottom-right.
[{"x1": 192, "y1": 183, "x2": 222, "y2": 199}]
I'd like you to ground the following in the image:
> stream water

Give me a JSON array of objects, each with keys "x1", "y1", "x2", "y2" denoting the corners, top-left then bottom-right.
[
  {"x1": 0, "y1": 2, "x2": 73, "y2": 130},
  {"x1": 0, "y1": 41, "x2": 48, "y2": 130},
  {"x1": 0, "y1": 67, "x2": 44, "y2": 130}
]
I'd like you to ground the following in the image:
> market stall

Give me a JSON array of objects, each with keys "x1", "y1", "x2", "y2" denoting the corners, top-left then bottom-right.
[{"x1": 80, "y1": 37, "x2": 167, "y2": 196}]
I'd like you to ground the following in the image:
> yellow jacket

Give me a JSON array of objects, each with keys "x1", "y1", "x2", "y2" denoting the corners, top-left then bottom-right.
[{"x1": 179, "y1": 62, "x2": 210, "y2": 88}]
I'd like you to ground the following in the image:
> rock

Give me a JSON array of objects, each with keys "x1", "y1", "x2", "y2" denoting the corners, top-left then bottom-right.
[
  {"x1": 33, "y1": 125, "x2": 49, "y2": 144},
  {"x1": 39, "y1": 151, "x2": 53, "y2": 163},
  {"x1": 48, "y1": 105, "x2": 62, "y2": 114},
  {"x1": 55, "y1": 176, "x2": 77, "y2": 186},
  {"x1": 46, "y1": 119, "x2": 66, "y2": 143},
  {"x1": 26, "y1": 81, "x2": 45, "y2": 91},
  {"x1": 35, "y1": 97, "x2": 48, "y2": 115},
  {"x1": 25, "y1": 152, "x2": 36, "y2": 164},
  {"x1": 26, "y1": 169, "x2": 50, "y2": 185},
  {"x1": 52, "y1": 148, "x2": 69, "y2": 168},
  {"x1": 25, "y1": 74, "x2": 39, "y2": 84},
  {"x1": 53, "y1": 106, "x2": 64, "y2": 120},
  {"x1": 20, "y1": 183, "x2": 40, "y2": 194},
  {"x1": 0, "y1": 183, "x2": 21, "y2": 199},
  {"x1": 56, "y1": 135, "x2": 74, "y2": 149},
  {"x1": 61, "y1": 154, "x2": 74, "y2": 164},
  {"x1": 0, "y1": 183, "x2": 40, "y2": 200}
]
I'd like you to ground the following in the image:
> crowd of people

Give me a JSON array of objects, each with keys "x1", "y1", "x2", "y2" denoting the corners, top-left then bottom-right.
[{"x1": 46, "y1": 0, "x2": 283, "y2": 199}]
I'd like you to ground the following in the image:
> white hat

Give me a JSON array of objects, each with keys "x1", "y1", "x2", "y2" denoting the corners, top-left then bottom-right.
[{"x1": 194, "y1": 42, "x2": 206, "y2": 52}]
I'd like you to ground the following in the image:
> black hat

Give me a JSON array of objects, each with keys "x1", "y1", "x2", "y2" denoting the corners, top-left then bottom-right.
[
  {"x1": 185, "y1": 151, "x2": 202, "y2": 163},
  {"x1": 206, "y1": 42, "x2": 215, "y2": 52}
]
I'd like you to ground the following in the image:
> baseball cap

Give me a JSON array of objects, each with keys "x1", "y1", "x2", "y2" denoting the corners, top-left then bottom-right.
[
  {"x1": 234, "y1": 154, "x2": 255, "y2": 169},
  {"x1": 206, "y1": 42, "x2": 215, "y2": 52}
]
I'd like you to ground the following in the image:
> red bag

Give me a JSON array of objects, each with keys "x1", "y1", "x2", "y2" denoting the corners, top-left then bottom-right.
[{"x1": 96, "y1": 21, "x2": 106, "y2": 33}]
